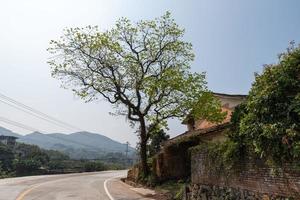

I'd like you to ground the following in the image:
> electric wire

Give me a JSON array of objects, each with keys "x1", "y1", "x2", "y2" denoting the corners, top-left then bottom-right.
[
  {"x1": 0, "y1": 92, "x2": 82, "y2": 131},
  {"x1": 0, "y1": 98, "x2": 75, "y2": 132},
  {"x1": 0, "y1": 116, "x2": 45, "y2": 133}
]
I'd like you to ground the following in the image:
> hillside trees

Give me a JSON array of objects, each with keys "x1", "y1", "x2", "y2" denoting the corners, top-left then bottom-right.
[
  {"x1": 13, "y1": 143, "x2": 50, "y2": 175},
  {"x1": 0, "y1": 144, "x2": 14, "y2": 171},
  {"x1": 48, "y1": 12, "x2": 225, "y2": 176}
]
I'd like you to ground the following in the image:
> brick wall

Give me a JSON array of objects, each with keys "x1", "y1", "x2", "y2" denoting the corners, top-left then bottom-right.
[
  {"x1": 190, "y1": 150, "x2": 300, "y2": 199},
  {"x1": 152, "y1": 124, "x2": 229, "y2": 183},
  {"x1": 153, "y1": 144, "x2": 192, "y2": 182}
]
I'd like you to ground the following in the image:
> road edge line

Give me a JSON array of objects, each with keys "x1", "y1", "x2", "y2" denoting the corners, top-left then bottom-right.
[{"x1": 104, "y1": 175, "x2": 125, "y2": 200}]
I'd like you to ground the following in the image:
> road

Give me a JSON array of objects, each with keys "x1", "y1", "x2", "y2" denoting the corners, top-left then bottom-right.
[{"x1": 0, "y1": 171, "x2": 154, "y2": 200}]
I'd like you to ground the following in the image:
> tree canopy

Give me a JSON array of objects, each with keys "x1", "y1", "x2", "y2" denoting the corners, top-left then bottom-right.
[
  {"x1": 148, "y1": 128, "x2": 170, "y2": 157},
  {"x1": 48, "y1": 12, "x2": 224, "y2": 175},
  {"x1": 232, "y1": 42, "x2": 300, "y2": 165},
  {"x1": 48, "y1": 12, "x2": 223, "y2": 128}
]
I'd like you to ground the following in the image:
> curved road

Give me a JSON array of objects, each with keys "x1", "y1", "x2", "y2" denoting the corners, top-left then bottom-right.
[{"x1": 0, "y1": 171, "x2": 153, "y2": 200}]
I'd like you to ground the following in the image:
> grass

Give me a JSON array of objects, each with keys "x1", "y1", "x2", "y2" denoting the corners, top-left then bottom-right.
[{"x1": 154, "y1": 180, "x2": 187, "y2": 200}]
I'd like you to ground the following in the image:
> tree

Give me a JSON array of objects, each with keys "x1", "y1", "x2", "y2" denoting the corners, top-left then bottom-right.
[
  {"x1": 15, "y1": 143, "x2": 50, "y2": 165},
  {"x1": 232, "y1": 42, "x2": 300, "y2": 165},
  {"x1": 48, "y1": 12, "x2": 225, "y2": 176},
  {"x1": 45, "y1": 150, "x2": 70, "y2": 161},
  {"x1": 0, "y1": 144, "x2": 14, "y2": 171},
  {"x1": 13, "y1": 159, "x2": 41, "y2": 175},
  {"x1": 84, "y1": 161, "x2": 106, "y2": 172},
  {"x1": 148, "y1": 128, "x2": 169, "y2": 157}
]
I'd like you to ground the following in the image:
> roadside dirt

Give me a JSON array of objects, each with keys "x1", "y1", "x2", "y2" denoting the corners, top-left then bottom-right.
[{"x1": 121, "y1": 179, "x2": 174, "y2": 200}]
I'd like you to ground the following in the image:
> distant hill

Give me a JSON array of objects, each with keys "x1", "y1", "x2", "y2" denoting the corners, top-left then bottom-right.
[
  {"x1": 0, "y1": 127, "x2": 135, "y2": 160},
  {"x1": 0, "y1": 127, "x2": 21, "y2": 138}
]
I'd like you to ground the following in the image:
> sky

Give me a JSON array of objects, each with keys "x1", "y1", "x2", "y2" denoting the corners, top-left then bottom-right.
[{"x1": 0, "y1": 0, "x2": 299, "y2": 145}]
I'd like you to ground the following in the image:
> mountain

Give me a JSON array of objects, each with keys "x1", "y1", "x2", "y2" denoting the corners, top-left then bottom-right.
[
  {"x1": 0, "y1": 127, "x2": 135, "y2": 160},
  {"x1": 0, "y1": 127, "x2": 21, "y2": 138}
]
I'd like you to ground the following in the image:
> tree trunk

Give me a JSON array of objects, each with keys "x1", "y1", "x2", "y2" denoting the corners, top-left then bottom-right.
[
  {"x1": 139, "y1": 118, "x2": 149, "y2": 177},
  {"x1": 140, "y1": 136, "x2": 149, "y2": 177}
]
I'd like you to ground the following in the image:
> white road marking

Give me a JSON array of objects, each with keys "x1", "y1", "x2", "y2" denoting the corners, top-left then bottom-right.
[{"x1": 104, "y1": 174, "x2": 125, "y2": 200}]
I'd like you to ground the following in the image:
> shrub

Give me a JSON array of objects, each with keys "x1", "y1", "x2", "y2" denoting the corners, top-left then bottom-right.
[
  {"x1": 196, "y1": 43, "x2": 300, "y2": 171},
  {"x1": 0, "y1": 144, "x2": 14, "y2": 171},
  {"x1": 84, "y1": 161, "x2": 106, "y2": 172},
  {"x1": 229, "y1": 42, "x2": 300, "y2": 167},
  {"x1": 14, "y1": 159, "x2": 42, "y2": 175}
]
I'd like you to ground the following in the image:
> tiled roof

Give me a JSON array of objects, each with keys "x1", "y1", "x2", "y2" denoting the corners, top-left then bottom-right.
[
  {"x1": 164, "y1": 122, "x2": 231, "y2": 147},
  {"x1": 213, "y1": 92, "x2": 247, "y2": 98}
]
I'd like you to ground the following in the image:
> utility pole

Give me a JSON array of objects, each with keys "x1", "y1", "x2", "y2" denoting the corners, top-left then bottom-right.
[{"x1": 125, "y1": 141, "x2": 130, "y2": 166}]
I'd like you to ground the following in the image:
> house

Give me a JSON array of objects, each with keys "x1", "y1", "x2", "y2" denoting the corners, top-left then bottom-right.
[
  {"x1": 183, "y1": 92, "x2": 247, "y2": 132},
  {"x1": 150, "y1": 92, "x2": 247, "y2": 182},
  {"x1": 163, "y1": 92, "x2": 247, "y2": 145},
  {"x1": 128, "y1": 92, "x2": 247, "y2": 182},
  {"x1": 0, "y1": 135, "x2": 18, "y2": 146}
]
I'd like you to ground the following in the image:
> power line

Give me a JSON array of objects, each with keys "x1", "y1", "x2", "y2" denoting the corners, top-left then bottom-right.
[
  {"x1": 0, "y1": 92, "x2": 81, "y2": 131},
  {"x1": 0, "y1": 116, "x2": 45, "y2": 133},
  {"x1": 0, "y1": 92, "x2": 82, "y2": 132},
  {"x1": 125, "y1": 141, "x2": 129, "y2": 158},
  {"x1": 0, "y1": 98, "x2": 75, "y2": 132}
]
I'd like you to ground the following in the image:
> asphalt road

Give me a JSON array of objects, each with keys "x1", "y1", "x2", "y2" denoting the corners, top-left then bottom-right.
[{"x1": 0, "y1": 170, "x2": 153, "y2": 200}]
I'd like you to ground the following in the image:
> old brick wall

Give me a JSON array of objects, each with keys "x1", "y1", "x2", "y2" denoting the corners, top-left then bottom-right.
[
  {"x1": 190, "y1": 150, "x2": 300, "y2": 199},
  {"x1": 152, "y1": 124, "x2": 230, "y2": 183},
  {"x1": 153, "y1": 145, "x2": 191, "y2": 182},
  {"x1": 188, "y1": 184, "x2": 291, "y2": 200}
]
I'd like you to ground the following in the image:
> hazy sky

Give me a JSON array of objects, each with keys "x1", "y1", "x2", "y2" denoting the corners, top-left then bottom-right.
[{"x1": 0, "y1": 0, "x2": 299, "y2": 145}]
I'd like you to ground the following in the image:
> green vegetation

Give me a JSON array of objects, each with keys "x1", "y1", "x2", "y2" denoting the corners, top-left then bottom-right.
[
  {"x1": 13, "y1": 130, "x2": 136, "y2": 160},
  {"x1": 0, "y1": 144, "x2": 14, "y2": 171},
  {"x1": 232, "y1": 42, "x2": 300, "y2": 166},
  {"x1": 0, "y1": 142, "x2": 125, "y2": 178},
  {"x1": 84, "y1": 161, "x2": 106, "y2": 172},
  {"x1": 194, "y1": 43, "x2": 300, "y2": 171},
  {"x1": 191, "y1": 140, "x2": 242, "y2": 178},
  {"x1": 48, "y1": 12, "x2": 225, "y2": 176},
  {"x1": 148, "y1": 128, "x2": 169, "y2": 157},
  {"x1": 154, "y1": 180, "x2": 188, "y2": 200},
  {"x1": 0, "y1": 127, "x2": 136, "y2": 167}
]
